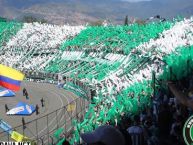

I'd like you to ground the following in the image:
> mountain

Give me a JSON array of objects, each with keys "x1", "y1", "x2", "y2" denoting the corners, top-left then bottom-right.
[
  {"x1": 0, "y1": 0, "x2": 4, "y2": 14},
  {"x1": 4, "y1": 0, "x2": 66, "y2": 9},
  {"x1": 0, "y1": 0, "x2": 193, "y2": 25}
]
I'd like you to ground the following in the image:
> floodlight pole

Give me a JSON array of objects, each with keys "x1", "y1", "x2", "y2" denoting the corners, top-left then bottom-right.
[
  {"x1": 169, "y1": 67, "x2": 173, "y2": 81},
  {"x1": 152, "y1": 71, "x2": 156, "y2": 98},
  {"x1": 36, "y1": 119, "x2": 38, "y2": 142},
  {"x1": 187, "y1": 59, "x2": 190, "y2": 77}
]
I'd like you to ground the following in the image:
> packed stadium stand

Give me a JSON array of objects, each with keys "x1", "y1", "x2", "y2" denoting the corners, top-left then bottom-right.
[{"x1": 0, "y1": 17, "x2": 193, "y2": 144}]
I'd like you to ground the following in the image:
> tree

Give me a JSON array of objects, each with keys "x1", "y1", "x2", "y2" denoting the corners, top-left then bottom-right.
[
  {"x1": 89, "y1": 20, "x2": 104, "y2": 26},
  {"x1": 22, "y1": 16, "x2": 47, "y2": 23},
  {"x1": 124, "y1": 15, "x2": 128, "y2": 26},
  {"x1": 135, "y1": 19, "x2": 146, "y2": 25},
  {"x1": 0, "y1": 17, "x2": 7, "y2": 22}
]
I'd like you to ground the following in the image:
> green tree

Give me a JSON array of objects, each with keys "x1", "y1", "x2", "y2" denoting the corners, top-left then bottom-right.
[
  {"x1": 22, "y1": 16, "x2": 47, "y2": 23},
  {"x1": 89, "y1": 20, "x2": 104, "y2": 26},
  {"x1": 0, "y1": 17, "x2": 7, "y2": 22},
  {"x1": 135, "y1": 19, "x2": 146, "y2": 25},
  {"x1": 124, "y1": 15, "x2": 128, "y2": 26}
]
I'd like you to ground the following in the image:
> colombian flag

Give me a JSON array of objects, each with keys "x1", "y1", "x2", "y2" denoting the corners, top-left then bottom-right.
[{"x1": 0, "y1": 64, "x2": 24, "y2": 91}]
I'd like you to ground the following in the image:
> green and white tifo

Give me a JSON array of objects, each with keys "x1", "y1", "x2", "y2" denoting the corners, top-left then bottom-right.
[{"x1": 1, "y1": 16, "x2": 193, "y2": 144}]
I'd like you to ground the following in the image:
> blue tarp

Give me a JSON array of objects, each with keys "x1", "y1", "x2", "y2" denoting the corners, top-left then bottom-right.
[
  {"x1": 0, "y1": 87, "x2": 15, "y2": 97},
  {"x1": 0, "y1": 119, "x2": 13, "y2": 134},
  {"x1": 7, "y1": 102, "x2": 36, "y2": 115}
]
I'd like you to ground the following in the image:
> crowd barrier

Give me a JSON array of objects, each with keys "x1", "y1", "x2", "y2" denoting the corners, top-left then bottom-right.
[{"x1": 23, "y1": 70, "x2": 91, "y2": 99}]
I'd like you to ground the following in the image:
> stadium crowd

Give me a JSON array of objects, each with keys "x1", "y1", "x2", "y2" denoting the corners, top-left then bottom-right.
[
  {"x1": 72, "y1": 76, "x2": 193, "y2": 145},
  {"x1": 0, "y1": 17, "x2": 193, "y2": 145},
  {"x1": 59, "y1": 77, "x2": 192, "y2": 145},
  {"x1": 0, "y1": 22, "x2": 84, "y2": 70}
]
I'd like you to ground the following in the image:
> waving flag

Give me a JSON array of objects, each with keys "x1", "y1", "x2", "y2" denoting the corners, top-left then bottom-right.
[{"x1": 0, "y1": 64, "x2": 24, "y2": 91}]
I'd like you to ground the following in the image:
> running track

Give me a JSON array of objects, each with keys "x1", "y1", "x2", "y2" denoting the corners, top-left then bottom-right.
[{"x1": 0, "y1": 81, "x2": 81, "y2": 143}]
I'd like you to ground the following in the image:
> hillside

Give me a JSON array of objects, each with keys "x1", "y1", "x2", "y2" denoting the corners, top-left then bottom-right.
[{"x1": 0, "y1": 0, "x2": 193, "y2": 25}]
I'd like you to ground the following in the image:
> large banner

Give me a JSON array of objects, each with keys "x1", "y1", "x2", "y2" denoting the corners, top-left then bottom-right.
[
  {"x1": 0, "y1": 88, "x2": 15, "y2": 97},
  {"x1": 7, "y1": 102, "x2": 35, "y2": 115}
]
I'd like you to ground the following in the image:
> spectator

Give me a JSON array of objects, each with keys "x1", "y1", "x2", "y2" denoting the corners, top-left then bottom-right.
[
  {"x1": 57, "y1": 80, "x2": 63, "y2": 88},
  {"x1": 23, "y1": 88, "x2": 27, "y2": 96},
  {"x1": 23, "y1": 88, "x2": 29, "y2": 100},
  {"x1": 80, "y1": 125, "x2": 125, "y2": 145},
  {"x1": 5, "y1": 104, "x2": 9, "y2": 112},
  {"x1": 36, "y1": 104, "x2": 39, "y2": 115},
  {"x1": 22, "y1": 117, "x2": 26, "y2": 129},
  {"x1": 163, "y1": 94, "x2": 168, "y2": 104},
  {"x1": 157, "y1": 104, "x2": 172, "y2": 143},
  {"x1": 170, "y1": 115, "x2": 183, "y2": 144},
  {"x1": 127, "y1": 115, "x2": 145, "y2": 145},
  {"x1": 40, "y1": 98, "x2": 45, "y2": 107},
  {"x1": 62, "y1": 140, "x2": 70, "y2": 145},
  {"x1": 119, "y1": 118, "x2": 132, "y2": 145}
]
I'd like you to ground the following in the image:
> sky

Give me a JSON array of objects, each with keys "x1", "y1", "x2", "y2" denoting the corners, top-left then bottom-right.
[{"x1": 122, "y1": 0, "x2": 152, "y2": 2}]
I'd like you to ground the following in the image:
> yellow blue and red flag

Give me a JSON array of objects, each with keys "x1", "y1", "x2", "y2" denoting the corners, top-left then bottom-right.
[{"x1": 0, "y1": 64, "x2": 24, "y2": 91}]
